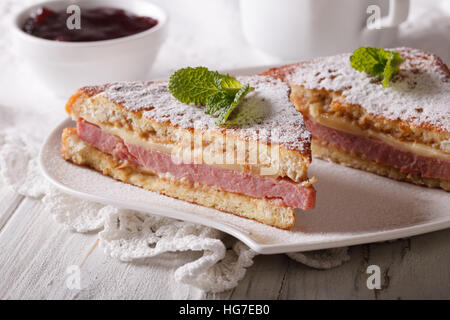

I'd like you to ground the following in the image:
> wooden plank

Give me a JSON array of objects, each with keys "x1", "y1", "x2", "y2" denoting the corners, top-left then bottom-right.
[
  {"x1": 0, "y1": 197, "x2": 204, "y2": 299},
  {"x1": 1, "y1": 194, "x2": 449, "y2": 299},
  {"x1": 74, "y1": 244, "x2": 205, "y2": 299},
  {"x1": 214, "y1": 230, "x2": 450, "y2": 299},
  {"x1": 207, "y1": 254, "x2": 289, "y2": 300},
  {"x1": 371, "y1": 230, "x2": 450, "y2": 299},
  {"x1": 208, "y1": 246, "x2": 373, "y2": 299},
  {"x1": 263, "y1": 246, "x2": 374, "y2": 299},
  {"x1": 0, "y1": 185, "x2": 24, "y2": 231},
  {"x1": 0, "y1": 198, "x2": 98, "y2": 299}
]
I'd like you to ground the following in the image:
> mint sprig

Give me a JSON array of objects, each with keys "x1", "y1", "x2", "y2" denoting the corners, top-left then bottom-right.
[
  {"x1": 168, "y1": 67, "x2": 254, "y2": 125},
  {"x1": 216, "y1": 84, "x2": 252, "y2": 125},
  {"x1": 350, "y1": 47, "x2": 405, "y2": 87},
  {"x1": 206, "y1": 91, "x2": 233, "y2": 115}
]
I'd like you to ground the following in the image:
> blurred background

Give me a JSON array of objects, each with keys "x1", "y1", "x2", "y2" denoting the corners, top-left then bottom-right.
[
  {"x1": 2, "y1": 0, "x2": 450, "y2": 73},
  {"x1": 0, "y1": 0, "x2": 449, "y2": 109}
]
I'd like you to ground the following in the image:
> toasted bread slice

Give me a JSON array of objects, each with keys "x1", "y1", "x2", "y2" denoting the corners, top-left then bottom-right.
[
  {"x1": 63, "y1": 75, "x2": 316, "y2": 229},
  {"x1": 66, "y1": 76, "x2": 312, "y2": 182}
]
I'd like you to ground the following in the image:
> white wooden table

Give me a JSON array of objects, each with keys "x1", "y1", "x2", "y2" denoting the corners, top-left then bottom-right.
[
  {"x1": 1, "y1": 0, "x2": 449, "y2": 300},
  {"x1": 1, "y1": 185, "x2": 449, "y2": 299}
]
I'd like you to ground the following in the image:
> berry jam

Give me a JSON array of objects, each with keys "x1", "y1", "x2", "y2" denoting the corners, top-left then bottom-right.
[{"x1": 22, "y1": 7, "x2": 158, "y2": 42}]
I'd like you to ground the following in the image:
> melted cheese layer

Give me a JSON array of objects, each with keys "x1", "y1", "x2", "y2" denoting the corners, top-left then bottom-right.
[{"x1": 311, "y1": 114, "x2": 450, "y2": 161}]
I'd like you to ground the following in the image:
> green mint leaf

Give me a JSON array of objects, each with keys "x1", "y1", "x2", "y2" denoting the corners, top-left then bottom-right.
[
  {"x1": 168, "y1": 67, "x2": 220, "y2": 105},
  {"x1": 216, "y1": 74, "x2": 243, "y2": 96},
  {"x1": 169, "y1": 67, "x2": 254, "y2": 125},
  {"x1": 382, "y1": 51, "x2": 405, "y2": 88},
  {"x1": 205, "y1": 91, "x2": 234, "y2": 115},
  {"x1": 216, "y1": 84, "x2": 252, "y2": 125},
  {"x1": 350, "y1": 47, "x2": 386, "y2": 77},
  {"x1": 350, "y1": 47, "x2": 405, "y2": 87}
]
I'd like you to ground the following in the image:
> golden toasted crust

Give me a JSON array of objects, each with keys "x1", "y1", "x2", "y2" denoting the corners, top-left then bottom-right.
[
  {"x1": 261, "y1": 48, "x2": 450, "y2": 190},
  {"x1": 262, "y1": 63, "x2": 303, "y2": 82},
  {"x1": 262, "y1": 47, "x2": 450, "y2": 136},
  {"x1": 289, "y1": 85, "x2": 450, "y2": 153},
  {"x1": 66, "y1": 90, "x2": 312, "y2": 182},
  {"x1": 312, "y1": 137, "x2": 450, "y2": 191},
  {"x1": 61, "y1": 129, "x2": 295, "y2": 229},
  {"x1": 68, "y1": 77, "x2": 312, "y2": 155}
]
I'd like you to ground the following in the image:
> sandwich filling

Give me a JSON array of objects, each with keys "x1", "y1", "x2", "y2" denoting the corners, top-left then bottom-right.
[
  {"x1": 305, "y1": 118, "x2": 450, "y2": 180},
  {"x1": 77, "y1": 118, "x2": 316, "y2": 209}
]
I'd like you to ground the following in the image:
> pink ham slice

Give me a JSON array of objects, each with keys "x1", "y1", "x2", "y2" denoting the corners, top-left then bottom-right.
[
  {"x1": 305, "y1": 118, "x2": 450, "y2": 180},
  {"x1": 77, "y1": 118, "x2": 316, "y2": 209}
]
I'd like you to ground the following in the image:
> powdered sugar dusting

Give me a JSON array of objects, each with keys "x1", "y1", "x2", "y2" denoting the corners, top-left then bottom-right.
[
  {"x1": 86, "y1": 75, "x2": 311, "y2": 152},
  {"x1": 288, "y1": 47, "x2": 450, "y2": 132},
  {"x1": 41, "y1": 125, "x2": 450, "y2": 251}
]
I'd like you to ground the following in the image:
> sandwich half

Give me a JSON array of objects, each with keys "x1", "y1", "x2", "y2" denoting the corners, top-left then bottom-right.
[
  {"x1": 62, "y1": 75, "x2": 316, "y2": 229},
  {"x1": 263, "y1": 47, "x2": 450, "y2": 191}
]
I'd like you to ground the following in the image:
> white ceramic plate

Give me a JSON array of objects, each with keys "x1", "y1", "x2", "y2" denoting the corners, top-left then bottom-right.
[{"x1": 39, "y1": 66, "x2": 450, "y2": 254}]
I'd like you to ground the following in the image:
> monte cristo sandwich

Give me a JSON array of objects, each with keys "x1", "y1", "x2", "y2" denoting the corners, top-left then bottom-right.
[
  {"x1": 263, "y1": 47, "x2": 450, "y2": 191},
  {"x1": 62, "y1": 74, "x2": 316, "y2": 229}
]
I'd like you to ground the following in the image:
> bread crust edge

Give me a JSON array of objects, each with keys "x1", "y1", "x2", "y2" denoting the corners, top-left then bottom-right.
[{"x1": 61, "y1": 128, "x2": 296, "y2": 229}]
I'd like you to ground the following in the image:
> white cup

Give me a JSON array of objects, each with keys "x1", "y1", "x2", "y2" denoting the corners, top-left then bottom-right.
[{"x1": 240, "y1": 0, "x2": 410, "y2": 60}]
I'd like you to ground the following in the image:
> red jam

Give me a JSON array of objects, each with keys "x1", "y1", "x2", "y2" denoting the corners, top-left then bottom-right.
[{"x1": 22, "y1": 7, "x2": 158, "y2": 42}]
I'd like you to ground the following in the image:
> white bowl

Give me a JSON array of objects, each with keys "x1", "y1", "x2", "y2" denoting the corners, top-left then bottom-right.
[{"x1": 11, "y1": 0, "x2": 167, "y2": 97}]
